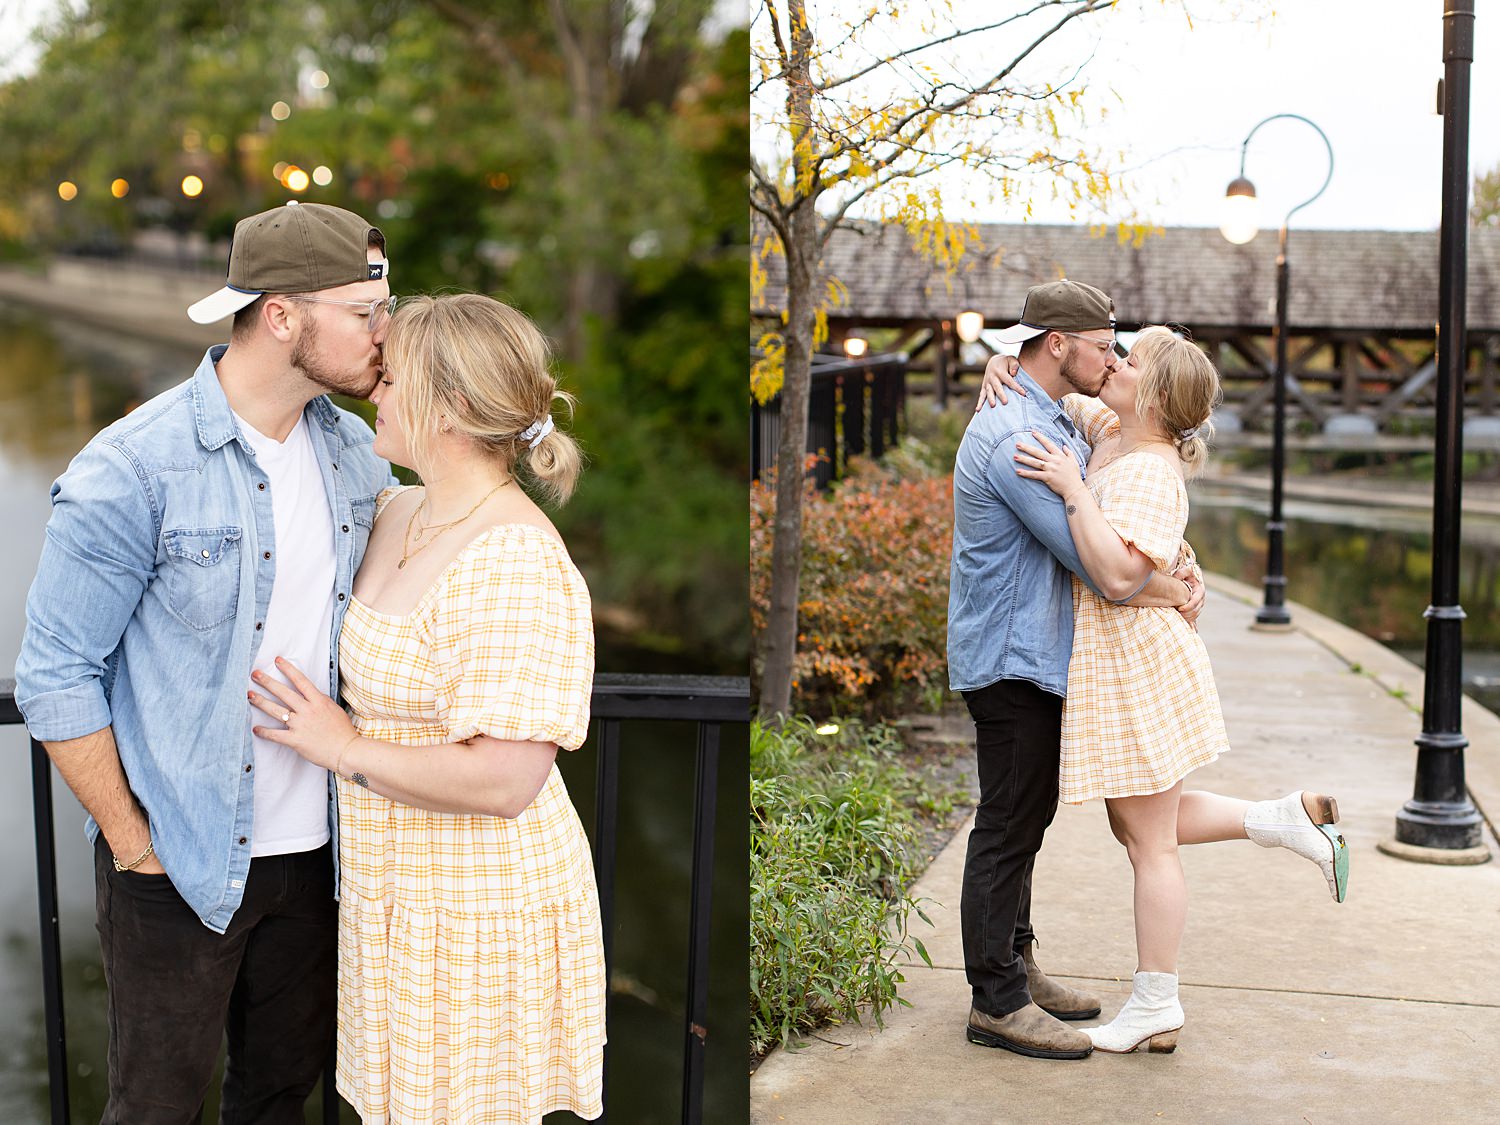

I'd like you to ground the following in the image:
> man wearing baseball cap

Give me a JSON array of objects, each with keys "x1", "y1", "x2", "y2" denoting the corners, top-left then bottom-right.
[
  {"x1": 18, "y1": 201, "x2": 395, "y2": 1122},
  {"x1": 947, "y1": 280, "x2": 1203, "y2": 1060}
]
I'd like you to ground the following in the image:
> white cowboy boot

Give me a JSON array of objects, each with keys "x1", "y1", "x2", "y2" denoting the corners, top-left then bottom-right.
[
  {"x1": 1243, "y1": 791, "x2": 1349, "y2": 903},
  {"x1": 1085, "y1": 971, "x2": 1183, "y2": 1054}
]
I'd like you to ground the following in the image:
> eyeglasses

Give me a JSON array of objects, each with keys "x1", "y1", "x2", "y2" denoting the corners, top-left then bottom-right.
[
  {"x1": 281, "y1": 294, "x2": 397, "y2": 335},
  {"x1": 1057, "y1": 331, "x2": 1117, "y2": 355}
]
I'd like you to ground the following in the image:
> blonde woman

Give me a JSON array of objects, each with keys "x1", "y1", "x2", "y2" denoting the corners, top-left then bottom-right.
[
  {"x1": 991, "y1": 327, "x2": 1348, "y2": 1054},
  {"x1": 245, "y1": 293, "x2": 604, "y2": 1122}
]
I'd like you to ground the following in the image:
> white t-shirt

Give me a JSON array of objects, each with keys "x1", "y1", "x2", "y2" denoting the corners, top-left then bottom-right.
[{"x1": 234, "y1": 411, "x2": 338, "y2": 857}]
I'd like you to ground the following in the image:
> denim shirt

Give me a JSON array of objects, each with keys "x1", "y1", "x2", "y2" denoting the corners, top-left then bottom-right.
[
  {"x1": 16, "y1": 346, "x2": 393, "y2": 933},
  {"x1": 947, "y1": 367, "x2": 1130, "y2": 698}
]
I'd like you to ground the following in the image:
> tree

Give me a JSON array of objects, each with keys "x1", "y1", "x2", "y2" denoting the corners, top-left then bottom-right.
[
  {"x1": 749, "y1": 0, "x2": 1142, "y2": 719},
  {"x1": 1475, "y1": 163, "x2": 1500, "y2": 228}
]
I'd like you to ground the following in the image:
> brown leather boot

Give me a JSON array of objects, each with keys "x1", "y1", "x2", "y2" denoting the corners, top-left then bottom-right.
[
  {"x1": 966, "y1": 1002, "x2": 1093, "y2": 1060},
  {"x1": 1020, "y1": 942, "x2": 1101, "y2": 1021}
]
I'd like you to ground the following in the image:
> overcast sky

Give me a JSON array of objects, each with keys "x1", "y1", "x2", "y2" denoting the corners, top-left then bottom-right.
[{"x1": 759, "y1": 0, "x2": 1500, "y2": 233}]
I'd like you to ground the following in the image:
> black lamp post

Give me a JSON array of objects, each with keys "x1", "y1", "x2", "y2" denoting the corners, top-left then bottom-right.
[
  {"x1": 1386, "y1": 0, "x2": 1488, "y2": 859},
  {"x1": 1219, "y1": 115, "x2": 1334, "y2": 628}
]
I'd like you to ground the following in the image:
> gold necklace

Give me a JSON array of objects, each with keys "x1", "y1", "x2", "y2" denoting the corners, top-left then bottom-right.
[
  {"x1": 397, "y1": 480, "x2": 510, "y2": 569},
  {"x1": 1093, "y1": 436, "x2": 1175, "y2": 474}
]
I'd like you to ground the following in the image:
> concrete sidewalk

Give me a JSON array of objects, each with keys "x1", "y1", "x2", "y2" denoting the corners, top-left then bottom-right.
[{"x1": 752, "y1": 579, "x2": 1500, "y2": 1125}]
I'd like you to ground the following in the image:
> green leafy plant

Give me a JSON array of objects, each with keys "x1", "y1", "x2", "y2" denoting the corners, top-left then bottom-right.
[{"x1": 751, "y1": 717, "x2": 957, "y2": 1056}]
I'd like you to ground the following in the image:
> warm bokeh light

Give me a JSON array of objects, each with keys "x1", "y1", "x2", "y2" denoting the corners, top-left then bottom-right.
[
  {"x1": 110, "y1": 178, "x2": 130, "y2": 199},
  {"x1": 181, "y1": 175, "x2": 204, "y2": 198},
  {"x1": 310, "y1": 70, "x2": 330, "y2": 89},
  {"x1": 486, "y1": 172, "x2": 511, "y2": 190},
  {"x1": 842, "y1": 336, "x2": 868, "y2": 358},
  {"x1": 272, "y1": 161, "x2": 290, "y2": 180},
  {"x1": 57, "y1": 181, "x2": 78, "y2": 201},
  {"x1": 312, "y1": 165, "x2": 333, "y2": 186},
  {"x1": 955, "y1": 309, "x2": 985, "y2": 343},
  {"x1": 271, "y1": 101, "x2": 291, "y2": 121},
  {"x1": 816, "y1": 723, "x2": 840, "y2": 736},
  {"x1": 284, "y1": 167, "x2": 310, "y2": 192},
  {"x1": 182, "y1": 129, "x2": 202, "y2": 152}
]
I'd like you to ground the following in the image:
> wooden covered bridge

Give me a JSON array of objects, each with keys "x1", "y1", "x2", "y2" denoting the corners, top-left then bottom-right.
[{"x1": 754, "y1": 221, "x2": 1500, "y2": 449}]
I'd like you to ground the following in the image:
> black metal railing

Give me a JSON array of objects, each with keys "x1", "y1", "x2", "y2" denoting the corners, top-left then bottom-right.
[
  {"x1": 751, "y1": 352, "x2": 907, "y2": 490},
  {"x1": 2, "y1": 673, "x2": 748, "y2": 1125}
]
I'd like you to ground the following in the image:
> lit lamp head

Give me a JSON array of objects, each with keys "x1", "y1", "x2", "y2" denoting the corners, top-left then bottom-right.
[
  {"x1": 842, "y1": 333, "x2": 869, "y2": 358},
  {"x1": 1220, "y1": 176, "x2": 1259, "y2": 245},
  {"x1": 955, "y1": 308, "x2": 985, "y2": 344}
]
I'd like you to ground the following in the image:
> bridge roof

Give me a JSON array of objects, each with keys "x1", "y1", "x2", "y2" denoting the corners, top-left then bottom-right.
[{"x1": 753, "y1": 221, "x2": 1500, "y2": 332}]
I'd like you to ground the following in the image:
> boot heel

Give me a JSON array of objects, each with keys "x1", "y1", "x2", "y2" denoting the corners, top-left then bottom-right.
[
  {"x1": 1146, "y1": 1029, "x2": 1179, "y2": 1053},
  {"x1": 1306, "y1": 793, "x2": 1338, "y2": 824}
]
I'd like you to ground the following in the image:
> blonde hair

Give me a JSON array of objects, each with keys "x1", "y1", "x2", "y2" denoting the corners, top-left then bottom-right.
[
  {"x1": 381, "y1": 293, "x2": 581, "y2": 504},
  {"x1": 1129, "y1": 326, "x2": 1221, "y2": 478}
]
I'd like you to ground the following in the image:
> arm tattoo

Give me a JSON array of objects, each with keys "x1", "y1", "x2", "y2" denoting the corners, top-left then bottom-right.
[{"x1": 1065, "y1": 503, "x2": 1078, "y2": 516}]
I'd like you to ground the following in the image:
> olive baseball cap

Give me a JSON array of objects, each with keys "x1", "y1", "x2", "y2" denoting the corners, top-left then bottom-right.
[
  {"x1": 187, "y1": 201, "x2": 389, "y2": 324},
  {"x1": 992, "y1": 279, "x2": 1115, "y2": 344}
]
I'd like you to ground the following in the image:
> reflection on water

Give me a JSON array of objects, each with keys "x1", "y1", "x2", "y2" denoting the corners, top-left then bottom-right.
[
  {"x1": 1189, "y1": 483, "x2": 1500, "y2": 714},
  {"x1": 0, "y1": 303, "x2": 747, "y2": 1123}
]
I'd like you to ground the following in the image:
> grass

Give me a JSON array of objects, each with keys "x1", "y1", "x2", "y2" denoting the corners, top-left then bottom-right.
[{"x1": 749, "y1": 717, "x2": 964, "y2": 1057}]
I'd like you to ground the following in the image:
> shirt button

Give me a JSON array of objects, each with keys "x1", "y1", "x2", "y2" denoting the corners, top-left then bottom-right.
[
  {"x1": 263, "y1": 551, "x2": 272, "y2": 560},
  {"x1": 337, "y1": 593, "x2": 346, "y2": 601},
  {"x1": 257, "y1": 482, "x2": 266, "y2": 491},
  {"x1": 332, "y1": 462, "x2": 339, "y2": 471},
  {"x1": 245, "y1": 764, "x2": 253, "y2": 773},
  {"x1": 238, "y1": 836, "x2": 248, "y2": 845},
  {"x1": 341, "y1": 525, "x2": 350, "y2": 533},
  {"x1": 255, "y1": 622, "x2": 263, "y2": 631},
  {"x1": 201, "y1": 549, "x2": 210, "y2": 559}
]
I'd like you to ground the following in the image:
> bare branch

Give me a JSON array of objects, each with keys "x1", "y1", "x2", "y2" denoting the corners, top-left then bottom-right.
[
  {"x1": 819, "y1": 0, "x2": 1108, "y2": 168},
  {"x1": 818, "y1": 0, "x2": 1072, "y2": 93}
]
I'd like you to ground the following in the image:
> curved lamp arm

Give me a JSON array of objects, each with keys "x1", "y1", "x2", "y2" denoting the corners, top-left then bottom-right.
[{"x1": 1238, "y1": 113, "x2": 1335, "y2": 228}]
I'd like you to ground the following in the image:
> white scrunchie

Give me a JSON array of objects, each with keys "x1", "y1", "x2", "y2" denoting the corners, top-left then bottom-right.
[
  {"x1": 1179, "y1": 426, "x2": 1199, "y2": 441},
  {"x1": 519, "y1": 416, "x2": 554, "y2": 449}
]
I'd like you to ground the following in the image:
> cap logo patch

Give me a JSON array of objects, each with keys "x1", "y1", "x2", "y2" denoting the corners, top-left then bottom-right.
[{"x1": 368, "y1": 259, "x2": 389, "y2": 280}]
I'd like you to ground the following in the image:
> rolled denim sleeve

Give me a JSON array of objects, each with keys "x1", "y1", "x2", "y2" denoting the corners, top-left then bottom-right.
[
  {"x1": 984, "y1": 430, "x2": 1141, "y2": 602},
  {"x1": 16, "y1": 440, "x2": 157, "y2": 741}
]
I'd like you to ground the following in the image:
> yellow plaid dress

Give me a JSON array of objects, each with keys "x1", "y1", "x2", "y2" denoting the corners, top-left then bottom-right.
[
  {"x1": 334, "y1": 490, "x2": 606, "y2": 1124},
  {"x1": 1057, "y1": 397, "x2": 1230, "y2": 803}
]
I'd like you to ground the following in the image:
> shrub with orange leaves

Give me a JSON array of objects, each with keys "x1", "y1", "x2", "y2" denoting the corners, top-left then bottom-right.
[{"x1": 752, "y1": 458, "x2": 953, "y2": 717}]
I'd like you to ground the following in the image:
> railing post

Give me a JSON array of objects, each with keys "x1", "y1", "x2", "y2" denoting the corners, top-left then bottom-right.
[
  {"x1": 30, "y1": 737, "x2": 70, "y2": 1125},
  {"x1": 592, "y1": 717, "x2": 621, "y2": 1123},
  {"x1": 680, "y1": 722, "x2": 720, "y2": 1125}
]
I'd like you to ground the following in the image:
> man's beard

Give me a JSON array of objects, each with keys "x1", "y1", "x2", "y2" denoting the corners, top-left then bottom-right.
[
  {"x1": 290, "y1": 313, "x2": 379, "y2": 398},
  {"x1": 1059, "y1": 341, "x2": 1107, "y2": 397}
]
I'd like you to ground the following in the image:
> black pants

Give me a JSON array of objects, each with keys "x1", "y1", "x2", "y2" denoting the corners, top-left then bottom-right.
[
  {"x1": 93, "y1": 836, "x2": 338, "y2": 1125},
  {"x1": 960, "y1": 679, "x2": 1063, "y2": 1018}
]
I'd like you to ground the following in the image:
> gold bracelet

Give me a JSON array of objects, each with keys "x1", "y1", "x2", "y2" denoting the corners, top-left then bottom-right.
[
  {"x1": 335, "y1": 734, "x2": 369, "y2": 789},
  {"x1": 113, "y1": 840, "x2": 155, "y2": 873}
]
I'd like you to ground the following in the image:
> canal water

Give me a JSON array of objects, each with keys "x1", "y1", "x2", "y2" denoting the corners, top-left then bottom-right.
[
  {"x1": 0, "y1": 301, "x2": 747, "y2": 1123},
  {"x1": 1187, "y1": 481, "x2": 1500, "y2": 716}
]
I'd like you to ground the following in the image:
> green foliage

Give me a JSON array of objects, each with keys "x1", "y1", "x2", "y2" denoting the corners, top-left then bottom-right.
[
  {"x1": 750, "y1": 717, "x2": 944, "y2": 1056},
  {"x1": 751, "y1": 460, "x2": 953, "y2": 716},
  {"x1": 1474, "y1": 163, "x2": 1500, "y2": 228}
]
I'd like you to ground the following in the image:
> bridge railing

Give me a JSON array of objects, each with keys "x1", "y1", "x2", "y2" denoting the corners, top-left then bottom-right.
[{"x1": 1, "y1": 673, "x2": 748, "y2": 1125}]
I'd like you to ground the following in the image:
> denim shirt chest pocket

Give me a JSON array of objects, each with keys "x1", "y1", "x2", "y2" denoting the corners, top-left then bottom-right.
[
  {"x1": 160, "y1": 526, "x2": 242, "y2": 630},
  {"x1": 350, "y1": 493, "x2": 377, "y2": 560}
]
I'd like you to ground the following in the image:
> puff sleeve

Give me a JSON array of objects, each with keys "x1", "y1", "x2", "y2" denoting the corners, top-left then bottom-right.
[
  {"x1": 425, "y1": 528, "x2": 595, "y2": 750},
  {"x1": 1097, "y1": 455, "x2": 1189, "y2": 572},
  {"x1": 1061, "y1": 394, "x2": 1120, "y2": 447}
]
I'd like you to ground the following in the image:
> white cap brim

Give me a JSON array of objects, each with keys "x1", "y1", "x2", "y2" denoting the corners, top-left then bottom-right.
[
  {"x1": 991, "y1": 322, "x2": 1048, "y2": 345},
  {"x1": 187, "y1": 285, "x2": 262, "y2": 325}
]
